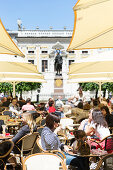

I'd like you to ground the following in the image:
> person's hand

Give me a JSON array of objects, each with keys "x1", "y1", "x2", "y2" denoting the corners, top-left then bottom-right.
[
  {"x1": 63, "y1": 145, "x2": 69, "y2": 153},
  {"x1": 87, "y1": 136, "x2": 91, "y2": 141}
]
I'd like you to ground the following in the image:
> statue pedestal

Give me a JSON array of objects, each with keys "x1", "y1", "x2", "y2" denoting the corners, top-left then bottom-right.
[{"x1": 53, "y1": 75, "x2": 65, "y2": 100}]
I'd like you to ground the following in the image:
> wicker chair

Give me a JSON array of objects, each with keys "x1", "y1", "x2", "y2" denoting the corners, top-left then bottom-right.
[
  {"x1": 0, "y1": 140, "x2": 14, "y2": 169},
  {"x1": 95, "y1": 153, "x2": 113, "y2": 170},
  {"x1": 13, "y1": 132, "x2": 39, "y2": 163},
  {"x1": 37, "y1": 126, "x2": 44, "y2": 136},
  {"x1": 90, "y1": 134, "x2": 113, "y2": 153},
  {"x1": 36, "y1": 137, "x2": 66, "y2": 162},
  {"x1": 23, "y1": 152, "x2": 67, "y2": 170}
]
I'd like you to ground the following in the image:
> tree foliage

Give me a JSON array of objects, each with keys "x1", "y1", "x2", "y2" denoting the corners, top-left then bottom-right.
[
  {"x1": 15, "y1": 82, "x2": 41, "y2": 93},
  {"x1": 81, "y1": 82, "x2": 113, "y2": 92},
  {"x1": 80, "y1": 83, "x2": 99, "y2": 91},
  {"x1": 0, "y1": 83, "x2": 12, "y2": 94},
  {"x1": 0, "y1": 82, "x2": 41, "y2": 96},
  {"x1": 101, "y1": 83, "x2": 113, "y2": 92}
]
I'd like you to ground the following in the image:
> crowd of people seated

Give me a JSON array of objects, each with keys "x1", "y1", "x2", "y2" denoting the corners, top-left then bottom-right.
[{"x1": 0, "y1": 93, "x2": 113, "y2": 169}]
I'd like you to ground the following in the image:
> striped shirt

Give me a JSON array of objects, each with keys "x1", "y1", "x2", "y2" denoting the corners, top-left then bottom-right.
[{"x1": 41, "y1": 126, "x2": 63, "y2": 151}]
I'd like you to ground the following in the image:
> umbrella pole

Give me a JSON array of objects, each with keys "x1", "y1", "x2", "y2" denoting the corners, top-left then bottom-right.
[
  {"x1": 99, "y1": 82, "x2": 102, "y2": 102},
  {"x1": 13, "y1": 82, "x2": 16, "y2": 98}
]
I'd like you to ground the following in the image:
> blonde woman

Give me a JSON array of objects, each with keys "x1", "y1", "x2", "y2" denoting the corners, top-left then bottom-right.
[{"x1": 12, "y1": 111, "x2": 38, "y2": 145}]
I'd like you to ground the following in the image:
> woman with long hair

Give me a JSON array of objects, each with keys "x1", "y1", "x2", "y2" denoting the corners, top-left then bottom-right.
[
  {"x1": 89, "y1": 109, "x2": 110, "y2": 140},
  {"x1": 12, "y1": 111, "x2": 38, "y2": 144},
  {"x1": 78, "y1": 109, "x2": 95, "y2": 136},
  {"x1": 101, "y1": 105, "x2": 113, "y2": 127},
  {"x1": 10, "y1": 111, "x2": 39, "y2": 169}
]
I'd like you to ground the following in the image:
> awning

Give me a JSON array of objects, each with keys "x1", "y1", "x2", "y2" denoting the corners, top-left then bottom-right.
[
  {"x1": 0, "y1": 61, "x2": 45, "y2": 83},
  {"x1": 0, "y1": 19, "x2": 24, "y2": 57},
  {"x1": 67, "y1": 0, "x2": 113, "y2": 51},
  {"x1": 68, "y1": 60, "x2": 113, "y2": 83}
]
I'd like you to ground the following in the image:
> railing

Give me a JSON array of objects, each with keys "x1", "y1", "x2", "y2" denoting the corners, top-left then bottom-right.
[
  {"x1": 38, "y1": 93, "x2": 73, "y2": 102},
  {"x1": 17, "y1": 30, "x2": 73, "y2": 37}
]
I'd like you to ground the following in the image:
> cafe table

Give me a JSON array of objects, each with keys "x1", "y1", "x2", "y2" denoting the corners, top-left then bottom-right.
[
  {"x1": 68, "y1": 150, "x2": 107, "y2": 157},
  {"x1": 68, "y1": 149, "x2": 108, "y2": 170},
  {"x1": 6, "y1": 121, "x2": 20, "y2": 135},
  {"x1": 0, "y1": 134, "x2": 13, "y2": 141}
]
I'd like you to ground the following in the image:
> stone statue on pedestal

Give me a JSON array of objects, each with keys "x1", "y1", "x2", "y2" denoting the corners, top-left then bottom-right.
[{"x1": 55, "y1": 51, "x2": 63, "y2": 76}]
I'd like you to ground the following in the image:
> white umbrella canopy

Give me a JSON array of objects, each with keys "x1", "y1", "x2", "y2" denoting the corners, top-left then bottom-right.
[
  {"x1": 68, "y1": 60, "x2": 113, "y2": 99},
  {"x1": 0, "y1": 61, "x2": 44, "y2": 82},
  {"x1": 0, "y1": 19, "x2": 24, "y2": 57},
  {"x1": 0, "y1": 61, "x2": 45, "y2": 97},
  {"x1": 68, "y1": 60, "x2": 113, "y2": 82},
  {"x1": 68, "y1": 0, "x2": 113, "y2": 51},
  {"x1": 76, "y1": 50, "x2": 113, "y2": 63}
]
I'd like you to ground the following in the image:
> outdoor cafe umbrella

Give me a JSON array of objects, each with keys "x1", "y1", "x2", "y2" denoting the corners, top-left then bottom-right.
[
  {"x1": 68, "y1": 60, "x2": 113, "y2": 99},
  {"x1": 0, "y1": 61, "x2": 45, "y2": 97},
  {"x1": 0, "y1": 19, "x2": 24, "y2": 57},
  {"x1": 67, "y1": 0, "x2": 113, "y2": 51}
]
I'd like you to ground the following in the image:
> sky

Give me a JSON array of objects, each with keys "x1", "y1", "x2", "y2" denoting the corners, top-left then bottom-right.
[{"x1": 0, "y1": 0, "x2": 78, "y2": 31}]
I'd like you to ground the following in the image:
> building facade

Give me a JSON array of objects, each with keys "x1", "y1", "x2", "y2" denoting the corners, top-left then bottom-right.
[{"x1": 8, "y1": 29, "x2": 108, "y2": 101}]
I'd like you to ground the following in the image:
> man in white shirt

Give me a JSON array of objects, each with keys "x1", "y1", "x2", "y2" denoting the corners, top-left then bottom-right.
[{"x1": 56, "y1": 96, "x2": 64, "y2": 107}]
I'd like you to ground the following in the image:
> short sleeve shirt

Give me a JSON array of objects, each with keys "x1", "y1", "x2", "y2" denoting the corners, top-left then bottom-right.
[{"x1": 90, "y1": 121, "x2": 110, "y2": 140}]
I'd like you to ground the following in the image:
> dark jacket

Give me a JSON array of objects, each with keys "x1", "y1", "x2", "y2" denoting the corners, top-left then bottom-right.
[
  {"x1": 105, "y1": 114, "x2": 113, "y2": 127},
  {"x1": 12, "y1": 124, "x2": 37, "y2": 143}
]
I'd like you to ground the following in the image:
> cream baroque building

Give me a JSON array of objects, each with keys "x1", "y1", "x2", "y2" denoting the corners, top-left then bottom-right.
[{"x1": 8, "y1": 29, "x2": 105, "y2": 101}]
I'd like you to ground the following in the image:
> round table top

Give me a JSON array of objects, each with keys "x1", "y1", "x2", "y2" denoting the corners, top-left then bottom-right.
[
  {"x1": 68, "y1": 150, "x2": 107, "y2": 157},
  {"x1": 0, "y1": 134, "x2": 13, "y2": 140},
  {"x1": 6, "y1": 121, "x2": 20, "y2": 126}
]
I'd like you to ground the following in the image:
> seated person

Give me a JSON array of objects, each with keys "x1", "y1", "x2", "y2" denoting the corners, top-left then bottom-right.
[
  {"x1": 55, "y1": 104, "x2": 64, "y2": 118},
  {"x1": 41, "y1": 113, "x2": 87, "y2": 170},
  {"x1": 72, "y1": 130, "x2": 90, "y2": 155},
  {"x1": 78, "y1": 109, "x2": 94, "y2": 136},
  {"x1": 9, "y1": 98, "x2": 20, "y2": 117},
  {"x1": 48, "y1": 100, "x2": 56, "y2": 113},
  {"x1": 101, "y1": 105, "x2": 113, "y2": 127},
  {"x1": 62, "y1": 105, "x2": 71, "y2": 117},
  {"x1": 84, "y1": 109, "x2": 110, "y2": 149},
  {"x1": 12, "y1": 111, "x2": 38, "y2": 153},
  {"x1": 92, "y1": 98, "x2": 100, "y2": 108},
  {"x1": 55, "y1": 96, "x2": 64, "y2": 107},
  {"x1": 71, "y1": 102, "x2": 89, "y2": 123},
  {"x1": 45, "y1": 98, "x2": 54, "y2": 111},
  {"x1": 91, "y1": 109, "x2": 110, "y2": 141},
  {"x1": 2, "y1": 97, "x2": 11, "y2": 107},
  {"x1": 65, "y1": 97, "x2": 75, "y2": 108},
  {"x1": 22, "y1": 98, "x2": 36, "y2": 111}
]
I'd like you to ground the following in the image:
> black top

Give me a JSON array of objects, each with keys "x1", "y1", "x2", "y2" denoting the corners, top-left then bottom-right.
[
  {"x1": 105, "y1": 114, "x2": 113, "y2": 127},
  {"x1": 12, "y1": 124, "x2": 37, "y2": 143}
]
